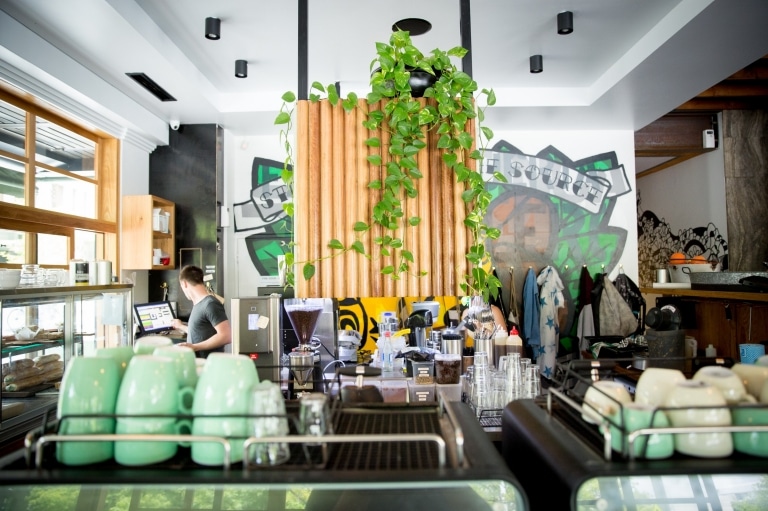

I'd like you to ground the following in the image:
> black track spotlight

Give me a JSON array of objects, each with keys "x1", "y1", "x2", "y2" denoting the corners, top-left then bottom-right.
[
  {"x1": 205, "y1": 17, "x2": 221, "y2": 40},
  {"x1": 557, "y1": 11, "x2": 573, "y2": 35},
  {"x1": 530, "y1": 55, "x2": 543, "y2": 73},
  {"x1": 235, "y1": 59, "x2": 248, "y2": 78}
]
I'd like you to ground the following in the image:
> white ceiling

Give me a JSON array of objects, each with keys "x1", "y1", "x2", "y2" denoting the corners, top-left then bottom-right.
[{"x1": 1, "y1": 0, "x2": 768, "y2": 147}]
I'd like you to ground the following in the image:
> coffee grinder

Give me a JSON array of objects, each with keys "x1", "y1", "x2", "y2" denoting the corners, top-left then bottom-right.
[{"x1": 285, "y1": 301, "x2": 323, "y2": 398}]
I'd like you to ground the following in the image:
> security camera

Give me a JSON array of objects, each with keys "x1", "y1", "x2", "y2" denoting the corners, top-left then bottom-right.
[{"x1": 170, "y1": 120, "x2": 180, "y2": 131}]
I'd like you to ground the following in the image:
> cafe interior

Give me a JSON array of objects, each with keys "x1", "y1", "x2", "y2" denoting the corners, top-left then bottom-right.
[{"x1": 1, "y1": 1, "x2": 768, "y2": 509}]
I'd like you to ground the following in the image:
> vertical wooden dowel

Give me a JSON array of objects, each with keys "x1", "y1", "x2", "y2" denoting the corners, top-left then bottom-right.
[
  {"x1": 307, "y1": 101, "x2": 323, "y2": 297},
  {"x1": 343, "y1": 103, "x2": 358, "y2": 297},
  {"x1": 416, "y1": 101, "x2": 431, "y2": 297},
  {"x1": 429, "y1": 117, "x2": 445, "y2": 296},
  {"x1": 369, "y1": 100, "x2": 385, "y2": 298},
  {"x1": 356, "y1": 99, "x2": 371, "y2": 298},
  {"x1": 332, "y1": 102, "x2": 346, "y2": 298},
  {"x1": 380, "y1": 114, "x2": 395, "y2": 298},
  {"x1": 319, "y1": 100, "x2": 334, "y2": 297},
  {"x1": 295, "y1": 101, "x2": 310, "y2": 297}
]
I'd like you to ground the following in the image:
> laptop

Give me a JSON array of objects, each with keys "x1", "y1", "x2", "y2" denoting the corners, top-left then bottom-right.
[{"x1": 133, "y1": 300, "x2": 186, "y2": 340}]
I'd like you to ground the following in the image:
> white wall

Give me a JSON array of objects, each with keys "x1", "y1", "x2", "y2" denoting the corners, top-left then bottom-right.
[{"x1": 636, "y1": 138, "x2": 727, "y2": 240}]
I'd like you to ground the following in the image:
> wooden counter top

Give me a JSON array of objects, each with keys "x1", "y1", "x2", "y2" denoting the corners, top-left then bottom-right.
[{"x1": 640, "y1": 287, "x2": 768, "y2": 303}]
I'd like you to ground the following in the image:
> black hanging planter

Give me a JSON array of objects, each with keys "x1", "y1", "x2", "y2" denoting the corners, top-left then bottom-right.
[
  {"x1": 407, "y1": 68, "x2": 440, "y2": 97},
  {"x1": 373, "y1": 66, "x2": 441, "y2": 98}
]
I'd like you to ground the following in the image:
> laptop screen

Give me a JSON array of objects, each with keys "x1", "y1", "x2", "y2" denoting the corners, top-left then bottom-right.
[{"x1": 134, "y1": 301, "x2": 176, "y2": 336}]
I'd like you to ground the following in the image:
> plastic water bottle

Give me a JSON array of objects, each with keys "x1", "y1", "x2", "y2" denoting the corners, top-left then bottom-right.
[{"x1": 380, "y1": 322, "x2": 394, "y2": 371}]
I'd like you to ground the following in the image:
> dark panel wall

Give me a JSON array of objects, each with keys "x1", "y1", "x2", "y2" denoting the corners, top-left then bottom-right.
[
  {"x1": 148, "y1": 124, "x2": 224, "y2": 318},
  {"x1": 723, "y1": 110, "x2": 768, "y2": 271}
]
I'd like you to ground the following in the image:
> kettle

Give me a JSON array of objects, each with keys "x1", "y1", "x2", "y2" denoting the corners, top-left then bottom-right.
[{"x1": 406, "y1": 310, "x2": 432, "y2": 350}]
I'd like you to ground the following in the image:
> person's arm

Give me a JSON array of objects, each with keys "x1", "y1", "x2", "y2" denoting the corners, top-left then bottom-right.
[
  {"x1": 183, "y1": 319, "x2": 231, "y2": 353},
  {"x1": 171, "y1": 318, "x2": 188, "y2": 333}
]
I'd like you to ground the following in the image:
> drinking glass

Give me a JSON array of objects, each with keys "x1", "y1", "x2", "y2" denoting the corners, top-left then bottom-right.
[
  {"x1": 505, "y1": 352, "x2": 522, "y2": 402},
  {"x1": 463, "y1": 365, "x2": 474, "y2": 403},
  {"x1": 525, "y1": 365, "x2": 541, "y2": 399},
  {"x1": 299, "y1": 393, "x2": 331, "y2": 438},
  {"x1": 520, "y1": 358, "x2": 531, "y2": 387},
  {"x1": 471, "y1": 352, "x2": 491, "y2": 414},
  {"x1": 19, "y1": 264, "x2": 40, "y2": 286},
  {"x1": 249, "y1": 380, "x2": 290, "y2": 466},
  {"x1": 492, "y1": 370, "x2": 507, "y2": 409}
]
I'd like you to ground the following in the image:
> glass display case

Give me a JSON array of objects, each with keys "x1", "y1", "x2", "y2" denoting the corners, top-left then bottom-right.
[{"x1": 0, "y1": 284, "x2": 132, "y2": 443}]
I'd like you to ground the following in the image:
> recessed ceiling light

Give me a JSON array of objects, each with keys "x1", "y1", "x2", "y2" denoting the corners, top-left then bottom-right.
[{"x1": 392, "y1": 18, "x2": 432, "y2": 35}]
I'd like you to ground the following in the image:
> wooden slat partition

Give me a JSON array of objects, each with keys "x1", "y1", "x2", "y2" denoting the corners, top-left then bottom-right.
[{"x1": 295, "y1": 98, "x2": 474, "y2": 298}]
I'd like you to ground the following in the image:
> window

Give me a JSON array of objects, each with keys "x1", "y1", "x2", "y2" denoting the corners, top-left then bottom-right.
[{"x1": 0, "y1": 85, "x2": 119, "y2": 268}]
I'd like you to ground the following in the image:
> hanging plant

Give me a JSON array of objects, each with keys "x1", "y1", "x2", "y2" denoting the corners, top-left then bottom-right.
[{"x1": 275, "y1": 30, "x2": 506, "y2": 302}]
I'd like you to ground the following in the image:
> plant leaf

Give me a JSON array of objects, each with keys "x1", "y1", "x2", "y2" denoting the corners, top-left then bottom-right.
[
  {"x1": 281, "y1": 91, "x2": 296, "y2": 102},
  {"x1": 303, "y1": 263, "x2": 316, "y2": 281},
  {"x1": 351, "y1": 241, "x2": 365, "y2": 254},
  {"x1": 274, "y1": 112, "x2": 291, "y2": 125},
  {"x1": 328, "y1": 239, "x2": 344, "y2": 250}
]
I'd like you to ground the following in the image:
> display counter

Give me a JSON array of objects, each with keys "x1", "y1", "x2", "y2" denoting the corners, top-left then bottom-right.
[
  {"x1": 0, "y1": 284, "x2": 133, "y2": 450},
  {"x1": 0, "y1": 399, "x2": 528, "y2": 511},
  {"x1": 502, "y1": 360, "x2": 768, "y2": 510}
]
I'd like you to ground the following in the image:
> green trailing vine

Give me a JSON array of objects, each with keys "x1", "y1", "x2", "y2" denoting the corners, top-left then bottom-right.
[{"x1": 275, "y1": 30, "x2": 506, "y2": 302}]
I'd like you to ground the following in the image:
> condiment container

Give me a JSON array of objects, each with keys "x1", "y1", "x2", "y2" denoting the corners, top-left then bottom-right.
[{"x1": 435, "y1": 353, "x2": 461, "y2": 384}]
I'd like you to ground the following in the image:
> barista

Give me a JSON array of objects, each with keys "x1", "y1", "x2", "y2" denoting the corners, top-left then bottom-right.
[{"x1": 171, "y1": 265, "x2": 231, "y2": 358}]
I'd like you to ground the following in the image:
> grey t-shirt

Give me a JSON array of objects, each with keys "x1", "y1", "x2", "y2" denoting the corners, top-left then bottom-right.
[{"x1": 188, "y1": 295, "x2": 228, "y2": 358}]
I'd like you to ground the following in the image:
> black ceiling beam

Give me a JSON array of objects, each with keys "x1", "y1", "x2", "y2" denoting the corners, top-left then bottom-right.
[
  {"x1": 460, "y1": 0, "x2": 472, "y2": 77},
  {"x1": 298, "y1": 0, "x2": 308, "y2": 100}
]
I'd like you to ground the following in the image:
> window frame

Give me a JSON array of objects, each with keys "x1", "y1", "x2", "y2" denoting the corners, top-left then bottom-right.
[{"x1": 0, "y1": 85, "x2": 119, "y2": 269}]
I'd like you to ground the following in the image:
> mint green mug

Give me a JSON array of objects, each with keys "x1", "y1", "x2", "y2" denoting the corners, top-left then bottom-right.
[
  {"x1": 114, "y1": 355, "x2": 193, "y2": 466},
  {"x1": 95, "y1": 345, "x2": 134, "y2": 380},
  {"x1": 609, "y1": 402, "x2": 674, "y2": 459},
  {"x1": 191, "y1": 353, "x2": 259, "y2": 466},
  {"x1": 56, "y1": 356, "x2": 120, "y2": 466},
  {"x1": 733, "y1": 404, "x2": 768, "y2": 457},
  {"x1": 133, "y1": 335, "x2": 173, "y2": 355},
  {"x1": 153, "y1": 345, "x2": 198, "y2": 389}
]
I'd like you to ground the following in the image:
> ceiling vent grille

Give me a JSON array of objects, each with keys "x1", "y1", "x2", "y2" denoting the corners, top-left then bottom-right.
[{"x1": 126, "y1": 72, "x2": 177, "y2": 102}]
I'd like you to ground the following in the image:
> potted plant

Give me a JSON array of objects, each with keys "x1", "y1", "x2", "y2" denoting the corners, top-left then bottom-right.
[{"x1": 275, "y1": 30, "x2": 505, "y2": 302}]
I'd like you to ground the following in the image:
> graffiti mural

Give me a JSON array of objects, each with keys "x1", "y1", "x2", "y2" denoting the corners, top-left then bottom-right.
[
  {"x1": 233, "y1": 157, "x2": 292, "y2": 285},
  {"x1": 636, "y1": 191, "x2": 728, "y2": 287},
  {"x1": 482, "y1": 141, "x2": 632, "y2": 353}
]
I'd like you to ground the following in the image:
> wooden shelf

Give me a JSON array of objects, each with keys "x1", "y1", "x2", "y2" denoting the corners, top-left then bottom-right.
[
  {"x1": 641, "y1": 287, "x2": 768, "y2": 303},
  {"x1": 121, "y1": 195, "x2": 176, "y2": 270}
]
